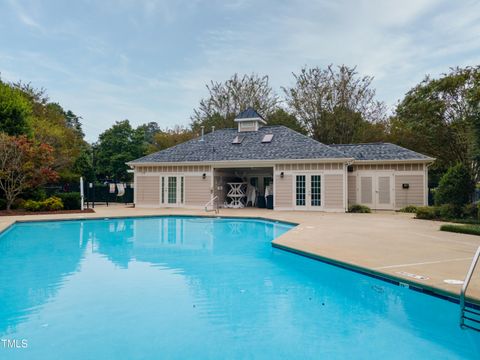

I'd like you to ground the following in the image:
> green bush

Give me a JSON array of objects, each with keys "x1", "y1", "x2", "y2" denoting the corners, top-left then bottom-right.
[
  {"x1": 461, "y1": 203, "x2": 479, "y2": 219},
  {"x1": 398, "y1": 205, "x2": 418, "y2": 213},
  {"x1": 0, "y1": 198, "x2": 6, "y2": 210},
  {"x1": 42, "y1": 196, "x2": 63, "y2": 211},
  {"x1": 415, "y1": 206, "x2": 441, "y2": 220},
  {"x1": 23, "y1": 199, "x2": 41, "y2": 212},
  {"x1": 348, "y1": 204, "x2": 371, "y2": 213},
  {"x1": 434, "y1": 163, "x2": 474, "y2": 207},
  {"x1": 440, "y1": 224, "x2": 480, "y2": 236},
  {"x1": 57, "y1": 192, "x2": 81, "y2": 210},
  {"x1": 23, "y1": 196, "x2": 64, "y2": 212},
  {"x1": 438, "y1": 203, "x2": 461, "y2": 219}
]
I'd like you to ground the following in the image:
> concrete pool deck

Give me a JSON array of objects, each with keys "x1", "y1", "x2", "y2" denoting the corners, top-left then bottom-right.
[{"x1": 1, "y1": 205, "x2": 479, "y2": 305}]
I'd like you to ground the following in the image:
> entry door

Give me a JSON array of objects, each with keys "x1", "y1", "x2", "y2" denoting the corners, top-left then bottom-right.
[
  {"x1": 295, "y1": 174, "x2": 322, "y2": 210},
  {"x1": 358, "y1": 173, "x2": 393, "y2": 210},
  {"x1": 162, "y1": 176, "x2": 184, "y2": 207}
]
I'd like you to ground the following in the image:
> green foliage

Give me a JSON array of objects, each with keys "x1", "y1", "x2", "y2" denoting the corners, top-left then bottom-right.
[
  {"x1": 440, "y1": 224, "x2": 480, "y2": 236},
  {"x1": 94, "y1": 120, "x2": 147, "y2": 181},
  {"x1": 0, "y1": 80, "x2": 32, "y2": 136},
  {"x1": 398, "y1": 205, "x2": 418, "y2": 213},
  {"x1": 348, "y1": 204, "x2": 371, "y2": 213},
  {"x1": 0, "y1": 198, "x2": 6, "y2": 210},
  {"x1": 434, "y1": 163, "x2": 474, "y2": 207},
  {"x1": 415, "y1": 206, "x2": 441, "y2": 220},
  {"x1": 23, "y1": 196, "x2": 64, "y2": 212},
  {"x1": 266, "y1": 109, "x2": 307, "y2": 134},
  {"x1": 461, "y1": 203, "x2": 479, "y2": 220},
  {"x1": 148, "y1": 126, "x2": 194, "y2": 153},
  {"x1": 438, "y1": 203, "x2": 462, "y2": 219},
  {"x1": 57, "y1": 192, "x2": 81, "y2": 210},
  {"x1": 391, "y1": 66, "x2": 480, "y2": 175},
  {"x1": 283, "y1": 65, "x2": 387, "y2": 144}
]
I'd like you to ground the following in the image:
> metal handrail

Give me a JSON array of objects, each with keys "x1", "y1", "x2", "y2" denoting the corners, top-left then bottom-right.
[
  {"x1": 460, "y1": 246, "x2": 480, "y2": 328},
  {"x1": 204, "y1": 196, "x2": 219, "y2": 213}
]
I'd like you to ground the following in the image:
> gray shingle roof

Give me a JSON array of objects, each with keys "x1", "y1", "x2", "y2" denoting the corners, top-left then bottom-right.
[
  {"x1": 130, "y1": 126, "x2": 350, "y2": 163},
  {"x1": 235, "y1": 107, "x2": 264, "y2": 120},
  {"x1": 329, "y1": 143, "x2": 432, "y2": 161}
]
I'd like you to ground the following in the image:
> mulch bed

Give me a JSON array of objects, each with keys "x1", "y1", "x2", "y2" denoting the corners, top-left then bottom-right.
[{"x1": 0, "y1": 209, "x2": 95, "y2": 216}]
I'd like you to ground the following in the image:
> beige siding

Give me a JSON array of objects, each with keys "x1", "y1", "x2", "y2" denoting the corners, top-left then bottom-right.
[
  {"x1": 136, "y1": 176, "x2": 160, "y2": 206},
  {"x1": 324, "y1": 174, "x2": 344, "y2": 209},
  {"x1": 347, "y1": 175, "x2": 356, "y2": 206},
  {"x1": 275, "y1": 174, "x2": 293, "y2": 208},
  {"x1": 185, "y1": 176, "x2": 211, "y2": 206},
  {"x1": 395, "y1": 174, "x2": 425, "y2": 208}
]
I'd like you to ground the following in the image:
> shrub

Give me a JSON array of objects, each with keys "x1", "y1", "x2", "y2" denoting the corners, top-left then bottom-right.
[
  {"x1": 398, "y1": 205, "x2": 418, "y2": 213},
  {"x1": 0, "y1": 198, "x2": 6, "y2": 210},
  {"x1": 57, "y1": 192, "x2": 81, "y2": 210},
  {"x1": 440, "y1": 224, "x2": 480, "y2": 236},
  {"x1": 415, "y1": 206, "x2": 441, "y2": 220},
  {"x1": 42, "y1": 196, "x2": 63, "y2": 211},
  {"x1": 434, "y1": 163, "x2": 474, "y2": 207},
  {"x1": 438, "y1": 203, "x2": 462, "y2": 219},
  {"x1": 348, "y1": 204, "x2": 371, "y2": 213},
  {"x1": 23, "y1": 199, "x2": 41, "y2": 212},
  {"x1": 23, "y1": 196, "x2": 63, "y2": 212},
  {"x1": 461, "y1": 203, "x2": 479, "y2": 220}
]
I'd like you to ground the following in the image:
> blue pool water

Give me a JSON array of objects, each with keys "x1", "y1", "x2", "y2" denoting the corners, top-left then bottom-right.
[{"x1": 0, "y1": 216, "x2": 479, "y2": 359}]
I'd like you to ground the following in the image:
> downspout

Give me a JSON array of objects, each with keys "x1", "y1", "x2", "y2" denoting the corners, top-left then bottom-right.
[{"x1": 425, "y1": 162, "x2": 433, "y2": 206}]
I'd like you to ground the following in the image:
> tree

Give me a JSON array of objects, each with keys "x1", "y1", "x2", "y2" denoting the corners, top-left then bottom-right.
[
  {"x1": 0, "y1": 80, "x2": 32, "y2": 136},
  {"x1": 266, "y1": 109, "x2": 307, "y2": 134},
  {"x1": 94, "y1": 120, "x2": 147, "y2": 181},
  {"x1": 148, "y1": 126, "x2": 194, "y2": 153},
  {"x1": 283, "y1": 65, "x2": 387, "y2": 144},
  {"x1": 392, "y1": 66, "x2": 480, "y2": 179},
  {"x1": 191, "y1": 73, "x2": 279, "y2": 131},
  {"x1": 0, "y1": 133, "x2": 57, "y2": 210},
  {"x1": 434, "y1": 163, "x2": 474, "y2": 207}
]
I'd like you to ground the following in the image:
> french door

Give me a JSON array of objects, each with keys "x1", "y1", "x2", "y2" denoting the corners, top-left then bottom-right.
[
  {"x1": 358, "y1": 172, "x2": 393, "y2": 210},
  {"x1": 161, "y1": 176, "x2": 184, "y2": 206},
  {"x1": 295, "y1": 174, "x2": 322, "y2": 210}
]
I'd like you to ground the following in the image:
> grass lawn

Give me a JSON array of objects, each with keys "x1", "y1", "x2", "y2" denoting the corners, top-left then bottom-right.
[{"x1": 440, "y1": 224, "x2": 480, "y2": 236}]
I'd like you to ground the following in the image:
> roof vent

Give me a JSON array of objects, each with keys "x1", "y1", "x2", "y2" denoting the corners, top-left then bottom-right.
[
  {"x1": 262, "y1": 134, "x2": 274, "y2": 143},
  {"x1": 232, "y1": 135, "x2": 245, "y2": 144}
]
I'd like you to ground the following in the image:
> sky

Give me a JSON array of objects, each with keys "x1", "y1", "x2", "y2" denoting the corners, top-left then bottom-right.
[{"x1": 1, "y1": 0, "x2": 479, "y2": 142}]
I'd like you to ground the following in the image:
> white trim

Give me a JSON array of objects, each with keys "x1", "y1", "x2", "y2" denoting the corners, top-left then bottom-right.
[
  {"x1": 234, "y1": 117, "x2": 267, "y2": 124},
  {"x1": 354, "y1": 159, "x2": 435, "y2": 164}
]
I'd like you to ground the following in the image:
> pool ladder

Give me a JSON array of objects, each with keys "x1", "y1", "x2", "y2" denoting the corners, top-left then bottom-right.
[
  {"x1": 205, "y1": 196, "x2": 219, "y2": 214},
  {"x1": 460, "y1": 246, "x2": 480, "y2": 332}
]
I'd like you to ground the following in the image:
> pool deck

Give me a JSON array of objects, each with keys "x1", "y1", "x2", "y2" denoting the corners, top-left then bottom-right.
[{"x1": 1, "y1": 205, "x2": 479, "y2": 305}]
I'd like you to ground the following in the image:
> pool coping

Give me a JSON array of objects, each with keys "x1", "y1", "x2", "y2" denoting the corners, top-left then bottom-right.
[{"x1": 1, "y1": 211, "x2": 479, "y2": 309}]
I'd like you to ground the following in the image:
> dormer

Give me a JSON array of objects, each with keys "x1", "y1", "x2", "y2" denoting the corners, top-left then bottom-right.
[{"x1": 234, "y1": 108, "x2": 267, "y2": 132}]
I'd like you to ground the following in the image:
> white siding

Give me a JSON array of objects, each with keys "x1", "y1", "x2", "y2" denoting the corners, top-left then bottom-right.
[
  {"x1": 136, "y1": 176, "x2": 160, "y2": 206},
  {"x1": 185, "y1": 176, "x2": 211, "y2": 206},
  {"x1": 324, "y1": 174, "x2": 344, "y2": 209},
  {"x1": 395, "y1": 174, "x2": 425, "y2": 208}
]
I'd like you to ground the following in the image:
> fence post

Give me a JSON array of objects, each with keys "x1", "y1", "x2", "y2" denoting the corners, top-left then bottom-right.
[{"x1": 80, "y1": 177, "x2": 84, "y2": 211}]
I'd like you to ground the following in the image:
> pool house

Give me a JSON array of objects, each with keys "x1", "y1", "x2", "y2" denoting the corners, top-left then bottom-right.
[{"x1": 128, "y1": 108, "x2": 434, "y2": 211}]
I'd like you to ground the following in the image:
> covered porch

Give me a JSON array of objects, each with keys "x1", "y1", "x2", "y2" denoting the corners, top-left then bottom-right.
[{"x1": 212, "y1": 166, "x2": 274, "y2": 209}]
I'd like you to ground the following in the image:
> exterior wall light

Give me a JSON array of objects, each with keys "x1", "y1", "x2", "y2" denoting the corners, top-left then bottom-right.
[
  {"x1": 202, "y1": 173, "x2": 206, "y2": 179},
  {"x1": 280, "y1": 172, "x2": 284, "y2": 178}
]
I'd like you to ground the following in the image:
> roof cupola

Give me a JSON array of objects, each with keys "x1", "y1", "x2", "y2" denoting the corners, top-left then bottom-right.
[{"x1": 234, "y1": 108, "x2": 266, "y2": 132}]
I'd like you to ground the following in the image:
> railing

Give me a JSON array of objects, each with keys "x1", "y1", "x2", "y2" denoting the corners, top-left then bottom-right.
[
  {"x1": 204, "y1": 196, "x2": 219, "y2": 214},
  {"x1": 460, "y1": 246, "x2": 480, "y2": 331}
]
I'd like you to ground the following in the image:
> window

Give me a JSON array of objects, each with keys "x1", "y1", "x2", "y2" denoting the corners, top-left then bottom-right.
[
  {"x1": 232, "y1": 135, "x2": 245, "y2": 144},
  {"x1": 262, "y1": 134, "x2": 274, "y2": 143}
]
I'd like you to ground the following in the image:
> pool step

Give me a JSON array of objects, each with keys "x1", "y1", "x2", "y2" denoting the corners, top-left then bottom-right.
[{"x1": 461, "y1": 306, "x2": 480, "y2": 332}]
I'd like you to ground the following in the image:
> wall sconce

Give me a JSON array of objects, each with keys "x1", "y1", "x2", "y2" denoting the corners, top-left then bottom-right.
[
  {"x1": 280, "y1": 172, "x2": 284, "y2": 178},
  {"x1": 202, "y1": 173, "x2": 206, "y2": 179}
]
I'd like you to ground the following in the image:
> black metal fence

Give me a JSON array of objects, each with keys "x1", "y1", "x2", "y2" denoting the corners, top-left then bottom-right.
[{"x1": 44, "y1": 182, "x2": 134, "y2": 207}]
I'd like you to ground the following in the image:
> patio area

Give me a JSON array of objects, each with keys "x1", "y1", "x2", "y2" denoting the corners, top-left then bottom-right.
[{"x1": 1, "y1": 205, "x2": 479, "y2": 304}]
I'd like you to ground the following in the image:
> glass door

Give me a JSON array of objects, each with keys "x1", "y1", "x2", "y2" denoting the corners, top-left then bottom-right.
[
  {"x1": 167, "y1": 176, "x2": 177, "y2": 204},
  {"x1": 295, "y1": 174, "x2": 322, "y2": 209}
]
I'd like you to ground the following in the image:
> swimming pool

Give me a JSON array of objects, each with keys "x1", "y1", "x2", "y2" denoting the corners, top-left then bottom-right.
[{"x1": 0, "y1": 216, "x2": 479, "y2": 359}]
